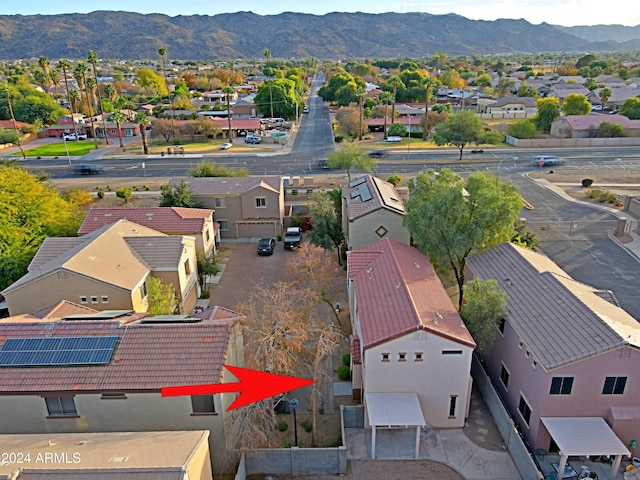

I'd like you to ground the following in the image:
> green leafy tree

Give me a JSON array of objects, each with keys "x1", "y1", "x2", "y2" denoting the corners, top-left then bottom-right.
[
  {"x1": 404, "y1": 169, "x2": 521, "y2": 309},
  {"x1": 534, "y1": 98, "x2": 560, "y2": 133},
  {"x1": 596, "y1": 122, "x2": 624, "y2": 138},
  {"x1": 0, "y1": 165, "x2": 82, "y2": 290},
  {"x1": 146, "y1": 277, "x2": 177, "y2": 315},
  {"x1": 197, "y1": 252, "x2": 221, "y2": 291},
  {"x1": 307, "y1": 191, "x2": 344, "y2": 255},
  {"x1": 387, "y1": 122, "x2": 407, "y2": 137},
  {"x1": 621, "y1": 98, "x2": 640, "y2": 120},
  {"x1": 561, "y1": 93, "x2": 591, "y2": 116},
  {"x1": 460, "y1": 279, "x2": 507, "y2": 353},
  {"x1": 189, "y1": 160, "x2": 248, "y2": 177},
  {"x1": 325, "y1": 142, "x2": 376, "y2": 182},
  {"x1": 475, "y1": 74, "x2": 492, "y2": 87},
  {"x1": 495, "y1": 77, "x2": 515, "y2": 97},
  {"x1": 507, "y1": 119, "x2": 538, "y2": 139},
  {"x1": 115, "y1": 187, "x2": 132, "y2": 204},
  {"x1": 255, "y1": 78, "x2": 298, "y2": 119},
  {"x1": 477, "y1": 129, "x2": 504, "y2": 145},
  {"x1": 134, "y1": 68, "x2": 167, "y2": 95},
  {"x1": 387, "y1": 174, "x2": 402, "y2": 187},
  {"x1": 511, "y1": 221, "x2": 540, "y2": 251},
  {"x1": 576, "y1": 54, "x2": 597, "y2": 69},
  {"x1": 159, "y1": 180, "x2": 202, "y2": 208},
  {"x1": 0, "y1": 128, "x2": 20, "y2": 144},
  {"x1": 433, "y1": 110, "x2": 484, "y2": 160}
]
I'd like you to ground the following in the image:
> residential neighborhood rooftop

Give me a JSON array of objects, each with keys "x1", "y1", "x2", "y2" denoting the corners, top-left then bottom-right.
[
  {"x1": 171, "y1": 176, "x2": 281, "y2": 196},
  {"x1": 343, "y1": 175, "x2": 405, "y2": 221},
  {"x1": 348, "y1": 238, "x2": 476, "y2": 349}
]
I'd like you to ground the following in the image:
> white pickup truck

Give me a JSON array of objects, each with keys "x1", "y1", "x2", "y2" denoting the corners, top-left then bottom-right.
[{"x1": 62, "y1": 133, "x2": 88, "y2": 141}]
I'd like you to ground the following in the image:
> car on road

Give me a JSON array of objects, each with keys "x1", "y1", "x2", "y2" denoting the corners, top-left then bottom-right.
[
  {"x1": 302, "y1": 106, "x2": 309, "y2": 114},
  {"x1": 220, "y1": 142, "x2": 233, "y2": 150},
  {"x1": 530, "y1": 155, "x2": 566, "y2": 166},
  {"x1": 72, "y1": 164, "x2": 105, "y2": 174},
  {"x1": 367, "y1": 149, "x2": 389, "y2": 158},
  {"x1": 257, "y1": 237, "x2": 275, "y2": 255},
  {"x1": 62, "y1": 133, "x2": 87, "y2": 141}
]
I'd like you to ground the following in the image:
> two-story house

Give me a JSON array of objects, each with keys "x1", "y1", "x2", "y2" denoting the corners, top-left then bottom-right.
[
  {"x1": 78, "y1": 207, "x2": 220, "y2": 257},
  {"x1": 0, "y1": 303, "x2": 245, "y2": 475},
  {"x1": 1, "y1": 220, "x2": 199, "y2": 316},
  {"x1": 466, "y1": 242, "x2": 640, "y2": 452},
  {"x1": 342, "y1": 175, "x2": 409, "y2": 251},
  {"x1": 347, "y1": 239, "x2": 476, "y2": 440},
  {"x1": 172, "y1": 176, "x2": 284, "y2": 239}
]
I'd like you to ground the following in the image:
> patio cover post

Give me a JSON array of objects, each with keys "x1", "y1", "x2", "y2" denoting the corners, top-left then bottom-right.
[
  {"x1": 557, "y1": 453, "x2": 568, "y2": 480},
  {"x1": 371, "y1": 426, "x2": 376, "y2": 459},
  {"x1": 415, "y1": 426, "x2": 421, "y2": 458},
  {"x1": 610, "y1": 455, "x2": 622, "y2": 480}
]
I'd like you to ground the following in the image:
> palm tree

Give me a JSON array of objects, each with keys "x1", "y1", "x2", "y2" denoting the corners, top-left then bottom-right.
[
  {"x1": 69, "y1": 89, "x2": 81, "y2": 115},
  {"x1": 56, "y1": 59, "x2": 79, "y2": 139},
  {"x1": 103, "y1": 83, "x2": 117, "y2": 104},
  {"x1": 33, "y1": 69, "x2": 51, "y2": 93},
  {"x1": 38, "y1": 56, "x2": 50, "y2": 76},
  {"x1": 135, "y1": 112, "x2": 151, "y2": 154},
  {"x1": 223, "y1": 86, "x2": 234, "y2": 140},
  {"x1": 158, "y1": 47, "x2": 176, "y2": 140},
  {"x1": 86, "y1": 77, "x2": 98, "y2": 115},
  {"x1": 599, "y1": 87, "x2": 612, "y2": 109},
  {"x1": 110, "y1": 111, "x2": 127, "y2": 148},
  {"x1": 379, "y1": 91, "x2": 393, "y2": 140},
  {"x1": 49, "y1": 69, "x2": 60, "y2": 101},
  {"x1": 88, "y1": 50, "x2": 110, "y2": 144},
  {"x1": 74, "y1": 61, "x2": 99, "y2": 148}
]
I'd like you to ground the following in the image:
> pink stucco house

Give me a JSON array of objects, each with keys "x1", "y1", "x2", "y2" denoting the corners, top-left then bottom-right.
[{"x1": 466, "y1": 242, "x2": 640, "y2": 453}]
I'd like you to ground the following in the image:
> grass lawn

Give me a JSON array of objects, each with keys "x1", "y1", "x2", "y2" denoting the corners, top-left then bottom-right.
[
  {"x1": 24, "y1": 141, "x2": 99, "y2": 157},
  {"x1": 118, "y1": 139, "x2": 269, "y2": 155}
]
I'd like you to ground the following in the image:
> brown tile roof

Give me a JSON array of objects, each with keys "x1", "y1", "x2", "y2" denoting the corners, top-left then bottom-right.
[
  {"x1": 466, "y1": 243, "x2": 640, "y2": 370},
  {"x1": 343, "y1": 175, "x2": 405, "y2": 221},
  {"x1": 0, "y1": 313, "x2": 242, "y2": 393},
  {"x1": 490, "y1": 96, "x2": 537, "y2": 108},
  {"x1": 558, "y1": 114, "x2": 640, "y2": 131},
  {"x1": 171, "y1": 176, "x2": 281, "y2": 196},
  {"x1": 78, "y1": 207, "x2": 214, "y2": 236},
  {"x1": 1, "y1": 221, "x2": 191, "y2": 296},
  {"x1": 31, "y1": 301, "x2": 99, "y2": 320},
  {"x1": 347, "y1": 238, "x2": 475, "y2": 350}
]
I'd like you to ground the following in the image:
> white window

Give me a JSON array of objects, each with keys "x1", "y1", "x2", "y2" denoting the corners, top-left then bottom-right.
[
  {"x1": 255, "y1": 197, "x2": 267, "y2": 208},
  {"x1": 79, "y1": 296, "x2": 88, "y2": 304},
  {"x1": 218, "y1": 220, "x2": 228, "y2": 231},
  {"x1": 101, "y1": 295, "x2": 109, "y2": 304}
]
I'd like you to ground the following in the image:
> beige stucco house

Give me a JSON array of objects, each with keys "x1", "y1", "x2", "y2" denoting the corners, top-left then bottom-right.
[
  {"x1": 550, "y1": 114, "x2": 640, "y2": 138},
  {"x1": 171, "y1": 176, "x2": 284, "y2": 238},
  {"x1": 1, "y1": 220, "x2": 199, "y2": 316},
  {"x1": 342, "y1": 175, "x2": 409, "y2": 251},
  {"x1": 0, "y1": 431, "x2": 214, "y2": 480},
  {"x1": 78, "y1": 206, "x2": 220, "y2": 257},
  {"x1": 476, "y1": 95, "x2": 537, "y2": 118},
  {"x1": 347, "y1": 238, "x2": 476, "y2": 433},
  {"x1": 0, "y1": 303, "x2": 245, "y2": 475}
]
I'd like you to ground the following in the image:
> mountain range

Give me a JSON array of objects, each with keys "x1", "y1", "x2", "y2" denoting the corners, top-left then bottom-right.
[{"x1": 0, "y1": 11, "x2": 638, "y2": 60}]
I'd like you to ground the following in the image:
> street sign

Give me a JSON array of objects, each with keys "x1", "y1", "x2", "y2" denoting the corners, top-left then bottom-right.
[{"x1": 539, "y1": 160, "x2": 545, "y2": 167}]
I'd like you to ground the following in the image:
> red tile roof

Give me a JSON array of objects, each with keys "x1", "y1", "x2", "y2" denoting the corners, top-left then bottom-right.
[
  {"x1": 210, "y1": 117, "x2": 261, "y2": 130},
  {"x1": 347, "y1": 238, "x2": 475, "y2": 349},
  {"x1": 78, "y1": 207, "x2": 214, "y2": 236},
  {"x1": 0, "y1": 313, "x2": 242, "y2": 393}
]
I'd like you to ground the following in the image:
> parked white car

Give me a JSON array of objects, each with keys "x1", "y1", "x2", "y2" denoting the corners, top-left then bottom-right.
[
  {"x1": 384, "y1": 136, "x2": 402, "y2": 143},
  {"x1": 220, "y1": 142, "x2": 233, "y2": 150}
]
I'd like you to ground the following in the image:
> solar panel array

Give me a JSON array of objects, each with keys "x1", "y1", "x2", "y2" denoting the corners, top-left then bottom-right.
[
  {"x1": 347, "y1": 177, "x2": 366, "y2": 188},
  {"x1": 0, "y1": 336, "x2": 118, "y2": 367},
  {"x1": 350, "y1": 184, "x2": 372, "y2": 202}
]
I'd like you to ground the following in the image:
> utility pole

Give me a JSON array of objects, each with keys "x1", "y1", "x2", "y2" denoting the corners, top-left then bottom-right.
[
  {"x1": 423, "y1": 83, "x2": 430, "y2": 140},
  {"x1": 358, "y1": 92, "x2": 364, "y2": 141}
]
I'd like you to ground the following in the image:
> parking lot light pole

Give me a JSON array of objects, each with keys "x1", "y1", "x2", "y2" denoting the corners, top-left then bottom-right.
[{"x1": 290, "y1": 398, "x2": 299, "y2": 447}]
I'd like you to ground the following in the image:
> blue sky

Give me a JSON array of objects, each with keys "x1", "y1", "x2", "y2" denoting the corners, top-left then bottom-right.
[{"x1": 4, "y1": 0, "x2": 639, "y2": 27}]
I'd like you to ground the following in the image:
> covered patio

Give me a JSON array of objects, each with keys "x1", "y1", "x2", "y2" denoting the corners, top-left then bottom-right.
[
  {"x1": 541, "y1": 417, "x2": 631, "y2": 480},
  {"x1": 365, "y1": 392, "x2": 426, "y2": 459}
]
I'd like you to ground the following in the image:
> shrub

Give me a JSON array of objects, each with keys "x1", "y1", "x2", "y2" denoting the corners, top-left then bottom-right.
[
  {"x1": 276, "y1": 234, "x2": 283, "y2": 241},
  {"x1": 277, "y1": 420, "x2": 289, "y2": 432},
  {"x1": 336, "y1": 365, "x2": 351, "y2": 381},
  {"x1": 97, "y1": 191, "x2": 104, "y2": 199},
  {"x1": 342, "y1": 353, "x2": 351, "y2": 367},
  {"x1": 334, "y1": 135, "x2": 344, "y2": 143},
  {"x1": 301, "y1": 419, "x2": 313, "y2": 433},
  {"x1": 116, "y1": 187, "x2": 132, "y2": 204},
  {"x1": 292, "y1": 189, "x2": 298, "y2": 196},
  {"x1": 581, "y1": 178, "x2": 594, "y2": 187},
  {"x1": 387, "y1": 174, "x2": 401, "y2": 187}
]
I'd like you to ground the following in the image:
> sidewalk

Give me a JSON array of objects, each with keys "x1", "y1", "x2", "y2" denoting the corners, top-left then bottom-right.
[{"x1": 529, "y1": 176, "x2": 640, "y2": 262}]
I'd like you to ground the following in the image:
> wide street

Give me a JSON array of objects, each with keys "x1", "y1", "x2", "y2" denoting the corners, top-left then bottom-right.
[{"x1": 9, "y1": 73, "x2": 640, "y2": 320}]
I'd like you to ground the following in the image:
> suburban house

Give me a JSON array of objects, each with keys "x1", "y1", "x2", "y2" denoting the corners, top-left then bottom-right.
[
  {"x1": 171, "y1": 176, "x2": 284, "y2": 239},
  {"x1": 342, "y1": 175, "x2": 409, "y2": 250},
  {"x1": 466, "y1": 242, "x2": 640, "y2": 453},
  {"x1": 547, "y1": 84, "x2": 590, "y2": 103},
  {"x1": 44, "y1": 114, "x2": 141, "y2": 139},
  {"x1": 550, "y1": 114, "x2": 640, "y2": 138},
  {"x1": 347, "y1": 238, "x2": 476, "y2": 436},
  {"x1": 476, "y1": 96, "x2": 538, "y2": 118},
  {"x1": 0, "y1": 303, "x2": 245, "y2": 475},
  {"x1": 0, "y1": 431, "x2": 214, "y2": 480},
  {"x1": 78, "y1": 207, "x2": 220, "y2": 257},
  {"x1": 1, "y1": 220, "x2": 199, "y2": 316},
  {"x1": 587, "y1": 86, "x2": 640, "y2": 109}
]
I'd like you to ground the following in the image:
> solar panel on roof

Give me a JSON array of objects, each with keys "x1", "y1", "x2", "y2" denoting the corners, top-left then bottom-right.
[
  {"x1": 0, "y1": 336, "x2": 118, "y2": 367},
  {"x1": 350, "y1": 190, "x2": 360, "y2": 199},
  {"x1": 359, "y1": 185, "x2": 372, "y2": 202},
  {"x1": 347, "y1": 177, "x2": 366, "y2": 188}
]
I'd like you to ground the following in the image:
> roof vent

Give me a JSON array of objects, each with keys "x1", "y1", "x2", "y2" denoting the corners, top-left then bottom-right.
[{"x1": 414, "y1": 262, "x2": 420, "y2": 269}]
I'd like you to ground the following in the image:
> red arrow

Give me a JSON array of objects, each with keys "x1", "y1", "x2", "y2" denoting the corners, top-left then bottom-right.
[{"x1": 161, "y1": 365, "x2": 314, "y2": 410}]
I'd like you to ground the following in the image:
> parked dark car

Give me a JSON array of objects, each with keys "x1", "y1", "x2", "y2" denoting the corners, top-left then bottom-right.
[{"x1": 257, "y1": 237, "x2": 275, "y2": 255}]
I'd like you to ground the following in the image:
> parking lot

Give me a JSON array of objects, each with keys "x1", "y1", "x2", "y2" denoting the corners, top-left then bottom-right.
[{"x1": 209, "y1": 239, "x2": 293, "y2": 311}]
